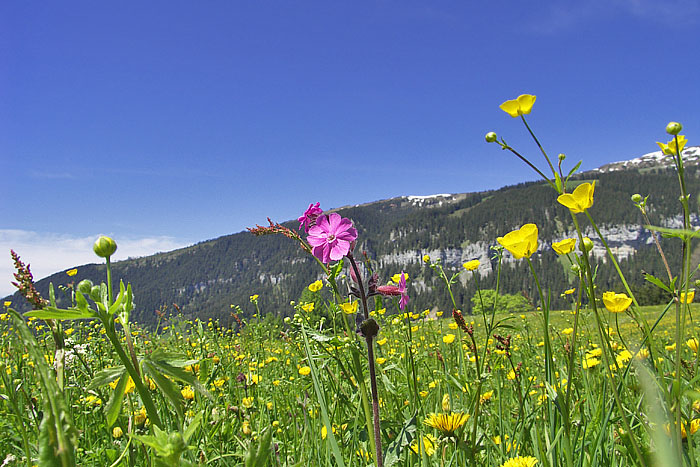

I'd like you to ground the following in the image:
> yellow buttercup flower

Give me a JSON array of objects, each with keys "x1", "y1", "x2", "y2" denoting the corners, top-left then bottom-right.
[
  {"x1": 681, "y1": 290, "x2": 695, "y2": 304},
  {"x1": 409, "y1": 433, "x2": 437, "y2": 456},
  {"x1": 66, "y1": 268, "x2": 77, "y2": 277},
  {"x1": 657, "y1": 135, "x2": 688, "y2": 155},
  {"x1": 181, "y1": 386, "x2": 195, "y2": 400},
  {"x1": 301, "y1": 302, "x2": 315, "y2": 313},
  {"x1": 112, "y1": 426, "x2": 124, "y2": 438},
  {"x1": 463, "y1": 259, "x2": 480, "y2": 271},
  {"x1": 391, "y1": 273, "x2": 409, "y2": 283},
  {"x1": 443, "y1": 334, "x2": 456, "y2": 344},
  {"x1": 340, "y1": 301, "x2": 358, "y2": 315},
  {"x1": 499, "y1": 456, "x2": 538, "y2": 467},
  {"x1": 497, "y1": 224, "x2": 538, "y2": 259},
  {"x1": 687, "y1": 338, "x2": 699, "y2": 353},
  {"x1": 500, "y1": 94, "x2": 536, "y2": 117},
  {"x1": 298, "y1": 366, "x2": 311, "y2": 376},
  {"x1": 557, "y1": 182, "x2": 595, "y2": 213},
  {"x1": 308, "y1": 280, "x2": 323, "y2": 292},
  {"x1": 564, "y1": 288, "x2": 576, "y2": 295},
  {"x1": 552, "y1": 238, "x2": 576, "y2": 255},
  {"x1": 602, "y1": 291, "x2": 633, "y2": 313}
]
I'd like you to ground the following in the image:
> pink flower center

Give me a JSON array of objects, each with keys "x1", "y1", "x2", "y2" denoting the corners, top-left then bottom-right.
[{"x1": 327, "y1": 234, "x2": 335, "y2": 242}]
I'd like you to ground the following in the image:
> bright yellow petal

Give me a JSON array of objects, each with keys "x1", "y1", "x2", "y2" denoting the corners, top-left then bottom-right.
[
  {"x1": 557, "y1": 193, "x2": 583, "y2": 213},
  {"x1": 499, "y1": 99, "x2": 521, "y2": 117},
  {"x1": 520, "y1": 223, "x2": 539, "y2": 257},
  {"x1": 571, "y1": 182, "x2": 594, "y2": 211},
  {"x1": 552, "y1": 238, "x2": 576, "y2": 255},
  {"x1": 517, "y1": 94, "x2": 536, "y2": 114},
  {"x1": 657, "y1": 141, "x2": 673, "y2": 155}
]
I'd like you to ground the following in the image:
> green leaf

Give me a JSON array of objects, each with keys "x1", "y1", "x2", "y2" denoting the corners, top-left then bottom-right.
[
  {"x1": 49, "y1": 283, "x2": 57, "y2": 307},
  {"x1": 144, "y1": 352, "x2": 211, "y2": 401},
  {"x1": 644, "y1": 273, "x2": 673, "y2": 293},
  {"x1": 7, "y1": 309, "x2": 77, "y2": 465},
  {"x1": 645, "y1": 225, "x2": 700, "y2": 240},
  {"x1": 384, "y1": 412, "x2": 417, "y2": 467},
  {"x1": 25, "y1": 306, "x2": 97, "y2": 321},
  {"x1": 183, "y1": 412, "x2": 203, "y2": 444},
  {"x1": 142, "y1": 360, "x2": 185, "y2": 422},
  {"x1": 108, "y1": 281, "x2": 126, "y2": 315},
  {"x1": 253, "y1": 427, "x2": 273, "y2": 467},
  {"x1": 565, "y1": 160, "x2": 583, "y2": 183},
  {"x1": 106, "y1": 369, "x2": 128, "y2": 427},
  {"x1": 89, "y1": 365, "x2": 126, "y2": 390}
]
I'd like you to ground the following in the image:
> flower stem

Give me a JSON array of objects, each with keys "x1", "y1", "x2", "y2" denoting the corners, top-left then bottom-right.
[{"x1": 347, "y1": 253, "x2": 383, "y2": 467}]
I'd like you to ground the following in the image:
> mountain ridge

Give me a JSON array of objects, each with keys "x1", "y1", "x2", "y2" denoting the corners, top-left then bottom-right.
[{"x1": 6, "y1": 152, "x2": 700, "y2": 326}]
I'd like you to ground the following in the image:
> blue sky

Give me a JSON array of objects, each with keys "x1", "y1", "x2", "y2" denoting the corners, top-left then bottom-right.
[{"x1": 2, "y1": 0, "x2": 700, "y2": 296}]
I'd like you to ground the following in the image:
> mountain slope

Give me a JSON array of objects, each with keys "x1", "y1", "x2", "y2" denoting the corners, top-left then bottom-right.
[{"x1": 6, "y1": 150, "x2": 700, "y2": 326}]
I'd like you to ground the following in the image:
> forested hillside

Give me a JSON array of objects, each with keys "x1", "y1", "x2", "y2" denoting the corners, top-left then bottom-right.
[{"x1": 6, "y1": 163, "x2": 700, "y2": 328}]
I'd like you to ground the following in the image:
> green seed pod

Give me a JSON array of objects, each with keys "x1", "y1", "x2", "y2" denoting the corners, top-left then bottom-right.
[
  {"x1": 77, "y1": 279, "x2": 93, "y2": 295},
  {"x1": 631, "y1": 194, "x2": 642, "y2": 203},
  {"x1": 485, "y1": 132, "x2": 498, "y2": 143},
  {"x1": 93, "y1": 236, "x2": 117, "y2": 258},
  {"x1": 360, "y1": 318, "x2": 380, "y2": 338},
  {"x1": 666, "y1": 121, "x2": 683, "y2": 135}
]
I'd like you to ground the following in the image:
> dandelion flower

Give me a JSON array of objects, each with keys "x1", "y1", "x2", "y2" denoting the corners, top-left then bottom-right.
[
  {"x1": 499, "y1": 456, "x2": 538, "y2": 467},
  {"x1": 423, "y1": 412, "x2": 470, "y2": 436}
]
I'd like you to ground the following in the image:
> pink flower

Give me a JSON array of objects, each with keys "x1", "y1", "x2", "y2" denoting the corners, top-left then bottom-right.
[
  {"x1": 298, "y1": 202, "x2": 323, "y2": 233},
  {"x1": 307, "y1": 213, "x2": 358, "y2": 264},
  {"x1": 377, "y1": 272, "x2": 409, "y2": 310}
]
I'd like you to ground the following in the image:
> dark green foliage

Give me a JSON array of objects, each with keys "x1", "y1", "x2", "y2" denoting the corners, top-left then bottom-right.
[{"x1": 471, "y1": 289, "x2": 534, "y2": 314}]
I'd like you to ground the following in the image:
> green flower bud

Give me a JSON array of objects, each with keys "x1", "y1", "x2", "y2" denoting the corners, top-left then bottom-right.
[
  {"x1": 77, "y1": 279, "x2": 93, "y2": 295},
  {"x1": 485, "y1": 132, "x2": 498, "y2": 143},
  {"x1": 666, "y1": 121, "x2": 683, "y2": 135},
  {"x1": 93, "y1": 236, "x2": 117, "y2": 258},
  {"x1": 695, "y1": 279, "x2": 700, "y2": 289},
  {"x1": 580, "y1": 237, "x2": 594, "y2": 254},
  {"x1": 558, "y1": 153, "x2": 566, "y2": 162},
  {"x1": 631, "y1": 194, "x2": 642, "y2": 203},
  {"x1": 90, "y1": 285, "x2": 102, "y2": 302}
]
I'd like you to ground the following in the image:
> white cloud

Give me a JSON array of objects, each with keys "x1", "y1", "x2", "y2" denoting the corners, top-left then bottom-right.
[{"x1": 0, "y1": 230, "x2": 192, "y2": 298}]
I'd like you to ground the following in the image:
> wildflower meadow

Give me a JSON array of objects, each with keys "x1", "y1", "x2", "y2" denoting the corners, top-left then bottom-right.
[{"x1": 3, "y1": 95, "x2": 700, "y2": 466}]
